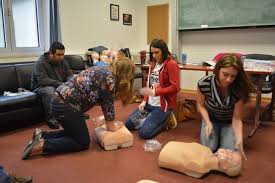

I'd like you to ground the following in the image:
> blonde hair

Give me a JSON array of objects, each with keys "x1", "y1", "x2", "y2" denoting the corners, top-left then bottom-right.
[{"x1": 111, "y1": 58, "x2": 135, "y2": 105}]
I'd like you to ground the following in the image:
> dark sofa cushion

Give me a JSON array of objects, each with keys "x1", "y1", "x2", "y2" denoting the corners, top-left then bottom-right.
[
  {"x1": 64, "y1": 55, "x2": 86, "y2": 73},
  {"x1": 0, "y1": 106, "x2": 44, "y2": 132},
  {"x1": 15, "y1": 63, "x2": 34, "y2": 90},
  {"x1": 0, "y1": 92, "x2": 37, "y2": 112},
  {"x1": 0, "y1": 65, "x2": 18, "y2": 95},
  {"x1": 0, "y1": 62, "x2": 44, "y2": 130}
]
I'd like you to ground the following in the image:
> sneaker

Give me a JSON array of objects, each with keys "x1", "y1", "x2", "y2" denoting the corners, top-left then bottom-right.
[
  {"x1": 46, "y1": 118, "x2": 60, "y2": 129},
  {"x1": 24, "y1": 128, "x2": 42, "y2": 152},
  {"x1": 22, "y1": 132, "x2": 42, "y2": 160},
  {"x1": 11, "y1": 175, "x2": 32, "y2": 183},
  {"x1": 166, "y1": 112, "x2": 177, "y2": 130}
]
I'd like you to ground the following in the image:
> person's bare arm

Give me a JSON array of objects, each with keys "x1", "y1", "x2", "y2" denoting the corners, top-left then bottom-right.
[
  {"x1": 197, "y1": 87, "x2": 213, "y2": 139},
  {"x1": 232, "y1": 100, "x2": 244, "y2": 141},
  {"x1": 232, "y1": 99, "x2": 246, "y2": 160},
  {"x1": 197, "y1": 87, "x2": 211, "y2": 125}
]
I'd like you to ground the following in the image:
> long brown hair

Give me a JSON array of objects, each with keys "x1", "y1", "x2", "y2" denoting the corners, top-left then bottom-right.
[
  {"x1": 213, "y1": 54, "x2": 256, "y2": 102},
  {"x1": 111, "y1": 58, "x2": 136, "y2": 105},
  {"x1": 149, "y1": 38, "x2": 170, "y2": 64}
]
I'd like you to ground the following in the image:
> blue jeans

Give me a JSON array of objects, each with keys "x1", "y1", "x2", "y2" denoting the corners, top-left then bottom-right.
[
  {"x1": 125, "y1": 103, "x2": 171, "y2": 139},
  {"x1": 0, "y1": 165, "x2": 12, "y2": 183},
  {"x1": 200, "y1": 120, "x2": 235, "y2": 152}
]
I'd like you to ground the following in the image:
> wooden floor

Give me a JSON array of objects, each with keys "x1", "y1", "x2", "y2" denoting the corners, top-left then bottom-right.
[{"x1": 0, "y1": 93, "x2": 275, "y2": 183}]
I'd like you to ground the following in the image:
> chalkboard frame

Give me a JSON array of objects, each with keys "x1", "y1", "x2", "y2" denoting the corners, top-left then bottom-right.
[{"x1": 178, "y1": 0, "x2": 275, "y2": 31}]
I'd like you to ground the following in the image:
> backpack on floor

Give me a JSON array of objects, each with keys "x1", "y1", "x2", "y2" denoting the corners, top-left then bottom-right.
[{"x1": 176, "y1": 99, "x2": 198, "y2": 122}]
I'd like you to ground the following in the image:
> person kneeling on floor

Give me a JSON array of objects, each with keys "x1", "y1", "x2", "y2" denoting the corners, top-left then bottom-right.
[
  {"x1": 125, "y1": 38, "x2": 180, "y2": 139},
  {"x1": 22, "y1": 58, "x2": 135, "y2": 160}
]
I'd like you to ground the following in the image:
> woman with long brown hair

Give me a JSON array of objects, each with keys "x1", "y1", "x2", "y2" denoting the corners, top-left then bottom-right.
[
  {"x1": 22, "y1": 58, "x2": 135, "y2": 160},
  {"x1": 197, "y1": 54, "x2": 255, "y2": 159},
  {"x1": 125, "y1": 38, "x2": 180, "y2": 139}
]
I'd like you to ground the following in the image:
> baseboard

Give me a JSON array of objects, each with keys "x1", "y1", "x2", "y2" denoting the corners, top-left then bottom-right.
[
  {"x1": 180, "y1": 89, "x2": 272, "y2": 102},
  {"x1": 180, "y1": 89, "x2": 197, "y2": 94}
]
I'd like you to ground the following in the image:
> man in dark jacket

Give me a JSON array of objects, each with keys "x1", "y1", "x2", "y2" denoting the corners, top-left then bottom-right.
[{"x1": 31, "y1": 42, "x2": 73, "y2": 129}]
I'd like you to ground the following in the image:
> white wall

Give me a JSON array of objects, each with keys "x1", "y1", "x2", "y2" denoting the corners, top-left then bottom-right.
[
  {"x1": 58, "y1": 0, "x2": 147, "y2": 55},
  {"x1": 180, "y1": 28, "x2": 275, "y2": 90}
]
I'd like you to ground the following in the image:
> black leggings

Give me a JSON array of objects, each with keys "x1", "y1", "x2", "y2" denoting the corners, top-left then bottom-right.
[{"x1": 43, "y1": 99, "x2": 90, "y2": 154}]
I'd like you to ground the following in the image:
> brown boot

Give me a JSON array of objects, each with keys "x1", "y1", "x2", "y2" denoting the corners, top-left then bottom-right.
[{"x1": 166, "y1": 112, "x2": 177, "y2": 130}]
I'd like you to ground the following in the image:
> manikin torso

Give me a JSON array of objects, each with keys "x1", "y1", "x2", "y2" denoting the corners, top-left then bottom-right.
[{"x1": 158, "y1": 141, "x2": 242, "y2": 178}]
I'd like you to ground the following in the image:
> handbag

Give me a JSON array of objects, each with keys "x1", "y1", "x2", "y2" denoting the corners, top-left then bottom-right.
[{"x1": 176, "y1": 99, "x2": 198, "y2": 122}]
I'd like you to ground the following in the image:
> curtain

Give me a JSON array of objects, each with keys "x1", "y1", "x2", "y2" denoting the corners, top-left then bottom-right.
[{"x1": 49, "y1": 0, "x2": 60, "y2": 44}]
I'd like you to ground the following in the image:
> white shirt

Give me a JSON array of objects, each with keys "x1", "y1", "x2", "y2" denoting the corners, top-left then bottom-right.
[{"x1": 148, "y1": 63, "x2": 163, "y2": 107}]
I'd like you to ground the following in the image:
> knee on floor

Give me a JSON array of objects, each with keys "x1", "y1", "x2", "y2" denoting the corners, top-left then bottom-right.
[{"x1": 139, "y1": 130, "x2": 154, "y2": 140}]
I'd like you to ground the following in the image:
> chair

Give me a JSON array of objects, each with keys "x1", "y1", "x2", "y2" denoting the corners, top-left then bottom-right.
[
  {"x1": 88, "y1": 46, "x2": 108, "y2": 54},
  {"x1": 213, "y1": 52, "x2": 243, "y2": 62},
  {"x1": 120, "y1": 48, "x2": 132, "y2": 59},
  {"x1": 64, "y1": 55, "x2": 87, "y2": 74},
  {"x1": 243, "y1": 54, "x2": 275, "y2": 119}
]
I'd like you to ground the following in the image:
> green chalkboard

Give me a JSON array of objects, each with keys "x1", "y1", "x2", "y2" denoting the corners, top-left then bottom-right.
[{"x1": 178, "y1": 0, "x2": 275, "y2": 30}]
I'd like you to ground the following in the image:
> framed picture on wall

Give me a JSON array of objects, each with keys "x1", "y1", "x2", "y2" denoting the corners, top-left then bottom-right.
[
  {"x1": 123, "y1": 14, "x2": 132, "y2": 25},
  {"x1": 110, "y1": 4, "x2": 119, "y2": 21}
]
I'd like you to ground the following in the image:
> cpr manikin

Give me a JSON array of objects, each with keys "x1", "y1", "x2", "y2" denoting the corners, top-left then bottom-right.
[
  {"x1": 136, "y1": 180, "x2": 159, "y2": 183},
  {"x1": 93, "y1": 116, "x2": 133, "y2": 151},
  {"x1": 91, "y1": 51, "x2": 100, "y2": 63},
  {"x1": 158, "y1": 141, "x2": 242, "y2": 178}
]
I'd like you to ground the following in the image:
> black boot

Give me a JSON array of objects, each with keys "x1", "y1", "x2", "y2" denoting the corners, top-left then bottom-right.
[{"x1": 46, "y1": 117, "x2": 60, "y2": 129}]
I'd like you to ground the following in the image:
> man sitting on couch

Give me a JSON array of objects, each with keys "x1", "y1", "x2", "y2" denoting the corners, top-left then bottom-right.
[{"x1": 31, "y1": 41, "x2": 73, "y2": 129}]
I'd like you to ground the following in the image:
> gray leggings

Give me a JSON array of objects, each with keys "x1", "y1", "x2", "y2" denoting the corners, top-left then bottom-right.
[{"x1": 34, "y1": 86, "x2": 55, "y2": 117}]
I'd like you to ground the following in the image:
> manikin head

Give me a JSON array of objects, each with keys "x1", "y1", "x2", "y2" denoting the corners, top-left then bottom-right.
[
  {"x1": 109, "y1": 49, "x2": 118, "y2": 61},
  {"x1": 100, "y1": 50, "x2": 112, "y2": 64},
  {"x1": 101, "y1": 50, "x2": 110, "y2": 57},
  {"x1": 100, "y1": 54, "x2": 109, "y2": 63},
  {"x1": 216, "y1": 149, "x2": 242, "y2": 176},
  {"x1": 91, "y1": 51, "x2": 99, "y2": 62},
  {"x1": 48, "y1": 41, "x2": 65, "y2": 64}
]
